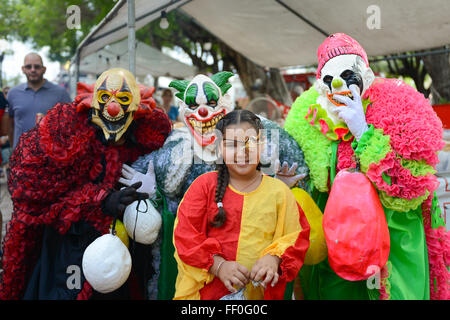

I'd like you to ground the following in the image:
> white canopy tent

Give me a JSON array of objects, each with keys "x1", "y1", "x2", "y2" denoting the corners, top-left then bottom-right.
[
  {"x1": 79, "y1": 38, "x2": 197, "y2": 79},
  {"x1": 73, "y1": 0, "x2": 450, "y2": 72},
  {"x1": 75, "y1": 0, "x2": 192, "y2": 61}
]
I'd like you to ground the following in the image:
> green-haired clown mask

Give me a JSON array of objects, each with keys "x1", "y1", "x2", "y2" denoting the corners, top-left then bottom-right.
[{"x1": 169, "y1": 72, "x2": 234, "y2": 148}]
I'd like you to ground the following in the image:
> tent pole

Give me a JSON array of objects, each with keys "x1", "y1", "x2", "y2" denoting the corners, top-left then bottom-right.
[
  {"x1": 275, "y1": 0, "x2": 329, "y2": 37},
  {"x1": 128, "y1": 0, "x2": 136, "y2": 75},
  {"x1": 369, "y1": 47, "x2": 450, "y2": 63},
  {"x1": 68, "y1": 50, "x2": 80, "y2": 99},
  {"x1": 75, "y1": 51, "x2": 80, "y2": 83}
]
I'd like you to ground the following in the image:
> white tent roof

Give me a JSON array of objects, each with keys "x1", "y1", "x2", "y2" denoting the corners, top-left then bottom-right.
[
  {"x1": 76, "y1": 0, "x2": 450, "y2": 68},
  {"x1": 79, "y1": 38, "x2": 196, "y2": 78},
  {"x1": 77, "y1": 0, "x2": 192, "y2": 60}
]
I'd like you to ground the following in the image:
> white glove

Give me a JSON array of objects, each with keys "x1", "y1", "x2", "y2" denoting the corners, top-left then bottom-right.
[
  {"x1": 274, "y1": 159, "x2": 307, "y2": 188},
  {"x1": 119, "y1": 161, "x2": 157, "y2": 199},
  {"x1": 331, "y1": 84, "x2": 369, "y2": 141}
]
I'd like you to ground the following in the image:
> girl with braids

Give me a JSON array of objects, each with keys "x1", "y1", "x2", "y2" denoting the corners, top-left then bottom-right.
[{"x1": 172, "y1": 110, "x2": 310, "y2": 300}]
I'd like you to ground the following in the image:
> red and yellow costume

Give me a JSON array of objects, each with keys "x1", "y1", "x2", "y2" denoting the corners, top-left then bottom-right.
[{"x1": 173, "y1": 172, "x2": 310, "y2": 300}]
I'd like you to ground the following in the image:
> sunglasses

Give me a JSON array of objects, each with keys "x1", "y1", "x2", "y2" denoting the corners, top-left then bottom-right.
[{"x1": 24, "y1": 64, "x2": 43, "y2": 70}]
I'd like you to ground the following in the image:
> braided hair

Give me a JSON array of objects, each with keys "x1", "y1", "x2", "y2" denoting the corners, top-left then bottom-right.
[{"x1": 210, "y1": 109, "x2": 263, "y2": 228}]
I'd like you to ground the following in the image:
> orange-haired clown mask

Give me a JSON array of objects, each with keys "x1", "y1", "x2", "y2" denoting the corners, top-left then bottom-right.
[{"x1": 90, "y1": 68, "x2": 141, "y2": 143}]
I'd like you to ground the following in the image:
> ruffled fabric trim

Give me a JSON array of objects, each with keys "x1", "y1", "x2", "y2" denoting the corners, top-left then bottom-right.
[
  {"x1": 13, "y1": 184, "x2": 111, "y2": 235},
  {"x1": 422, "y1": 195, "x2": 450, "y2": 300},
  {"x1": 305, "y1": 103, "x2": 352, "y2": 141},
  {"x1": 401, "y1": 159, "x2": 436, "y2": 177},
  {"x1": 0, "y1": 219, "x2": 43, "y2": 299},
  {"x1": 379, "y1": 261, "x2": 392, "y2": 300},
  {"x1": 76, "y1": 281, "x2": 93, "y2": 300},
  {"x1": 366, "y1": 151, "x2": 438, "y2": 202},
  {"x1": 133, "y1": 109, "x2": 172, "y2": 158},
  {"x1": 284, "y1": 88, "x2": 332, "y2": 192},
  {"x1": 364, "y1": 78, "x2": 444, "y2": 167},
  {"x1": 336, "y1": 140, "x2": 357, "y2": 172},
  {"x1": 39, "y1": 103, "x2": 97, "y2": 165},
  {"x1": 74, "y1": 83, "x2": 94, "y2": 112},
  {"x1": 352, "y1": 124, "x2": 440, "y2": 210},
  {"x1": 378, "y1": 189, "x2": 429, "y2": 212},
  {"x1": 352, "y1": 124, "x2": 392, "y2": 172}
]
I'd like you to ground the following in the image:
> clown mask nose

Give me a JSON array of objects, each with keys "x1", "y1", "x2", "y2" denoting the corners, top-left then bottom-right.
[
  {"x1": 198, "y1": 107, "x2": 208, "y2": 118},
  {"x1": 107, "y1": 102, "x2": 121, "y2": 117}
]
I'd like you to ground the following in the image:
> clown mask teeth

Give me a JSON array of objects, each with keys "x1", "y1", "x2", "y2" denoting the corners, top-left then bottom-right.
[
  {"x1": 188, "y1": 112, "x2": 225, "y2": 136},
  {"x1": 327, "y1": 91, "x2": 353, "y2": 106},
  {"x1": 102, "y1": 107, "x2": 125, "y2": 121}
]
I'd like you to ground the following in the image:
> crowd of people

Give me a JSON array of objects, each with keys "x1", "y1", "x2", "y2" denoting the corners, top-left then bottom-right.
[{"x1": 0, "y1": 33, "x2": 448, "y2": 300}]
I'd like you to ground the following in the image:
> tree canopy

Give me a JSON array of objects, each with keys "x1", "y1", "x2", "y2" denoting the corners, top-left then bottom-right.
[{"x1": 0, "y1": 0, "x2": 116, "y2": 63}]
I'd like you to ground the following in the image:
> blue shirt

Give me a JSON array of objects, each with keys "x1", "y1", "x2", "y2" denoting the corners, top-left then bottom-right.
[
  {"x1": 168, "y1": 105, "x2": 179, "y2": 121},
  {"x1": 8, "y1": 80, "x2": 71, "y2": 149}
]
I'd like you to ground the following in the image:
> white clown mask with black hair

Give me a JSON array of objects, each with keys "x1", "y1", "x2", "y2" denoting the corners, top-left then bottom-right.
[{"x1": 169, "y1": 72, "x2": 234, "y2": 161}]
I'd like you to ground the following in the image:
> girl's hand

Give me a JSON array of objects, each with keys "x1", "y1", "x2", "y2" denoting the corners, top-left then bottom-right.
[
  {"x1": 212, "y1": 256, "x2": 250, "y2": 293},
  {"x1": 250, "y1": 254, "x2": 281, "y2": 289}
]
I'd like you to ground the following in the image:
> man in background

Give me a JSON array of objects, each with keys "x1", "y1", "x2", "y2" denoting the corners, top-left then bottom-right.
[
  {"x1": 7, "y1": 52, "x2": 71, "y2": 149},
  {"x1": 160, "y1": 88, "x2": 180, "y2": 123}
]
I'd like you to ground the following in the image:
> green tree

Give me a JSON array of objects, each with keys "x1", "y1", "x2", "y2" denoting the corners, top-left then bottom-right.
[
  {"x1": 370, "y1": 48, "x2": 450, "y2": 104},
  {"x1": 0, "y1": 0, "x2": 116, "y2": 63},
  {"x1": 423, "y1": 48, "x2": 450, "y2": 105}
]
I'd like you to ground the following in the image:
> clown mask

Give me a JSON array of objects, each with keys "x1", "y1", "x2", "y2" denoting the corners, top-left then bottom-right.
[
  {"x1": 90, "y1": 68, "x2": 141, "y2": 143},
  {"x1": 170, "y1": 72, "x2": 234, "y2": 161},
  {"x1": 314, "y1": 54, "x2": 375, "y2": 127}
]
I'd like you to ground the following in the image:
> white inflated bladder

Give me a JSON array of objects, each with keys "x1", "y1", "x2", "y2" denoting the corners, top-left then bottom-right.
[
  {"x1": 123, "y1": 199, "x2": 162, "y2": 245},
  {"x1": 82, "y1": 233, "x2": 132, "y2": 294}
]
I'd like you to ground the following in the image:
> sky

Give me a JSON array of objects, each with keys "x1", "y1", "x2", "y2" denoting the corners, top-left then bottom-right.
[{"x1": 1, "y1": 39, "x2": 61, "y2": 86}]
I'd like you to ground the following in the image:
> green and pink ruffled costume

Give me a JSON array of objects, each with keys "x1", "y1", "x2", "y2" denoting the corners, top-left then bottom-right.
[{"x1": 285, "y1": 78, "x2": 449, "y2": 300}]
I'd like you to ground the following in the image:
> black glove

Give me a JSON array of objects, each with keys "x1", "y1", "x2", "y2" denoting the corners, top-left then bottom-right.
[{"x1": 102, "y1": 182, "x2": 149, "y2": 218}]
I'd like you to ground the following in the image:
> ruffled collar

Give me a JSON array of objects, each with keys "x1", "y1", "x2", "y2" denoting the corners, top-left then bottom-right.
[
  {"x1": 305, "y1": 100, "x2": 370, "y2": 142},
  {"x1": 285, "y1": 86, "x2": 370, "y2": 193}
]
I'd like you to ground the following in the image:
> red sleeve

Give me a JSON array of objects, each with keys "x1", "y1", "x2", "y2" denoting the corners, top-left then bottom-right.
[
  {"x1": 131, "y1": 108, "x2": 172, "y2": 158},
  {"x1": 264, "y1": 203, "x2": 310, "y2": 300},
  {"x1": 173, "y1": 173, "x2": 224, "y2": 271}
]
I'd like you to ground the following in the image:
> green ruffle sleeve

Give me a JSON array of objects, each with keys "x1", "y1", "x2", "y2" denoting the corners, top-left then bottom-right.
[
  {"x1": 352, "y1": 124, "x2": 435, "y2": 212},
  {"x1": 284, "y1": 87, "x2": 332, "y2": 193}
]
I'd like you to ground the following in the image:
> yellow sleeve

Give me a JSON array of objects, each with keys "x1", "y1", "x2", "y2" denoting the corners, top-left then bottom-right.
[
  {"x1": 260, "y1": 187, "x2": 304, "y2": 258},
  {"x1": 173, "y1": 251, "x2": 215, "y2": 300},
  {"x1": 259, "y1": 184, "x2": 311, "y2": 299}
]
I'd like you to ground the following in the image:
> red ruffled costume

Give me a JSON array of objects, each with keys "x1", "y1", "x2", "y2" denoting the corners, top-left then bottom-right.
[{"x1": 0, "y1": 83, "x2": 171, "y2": 300}]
